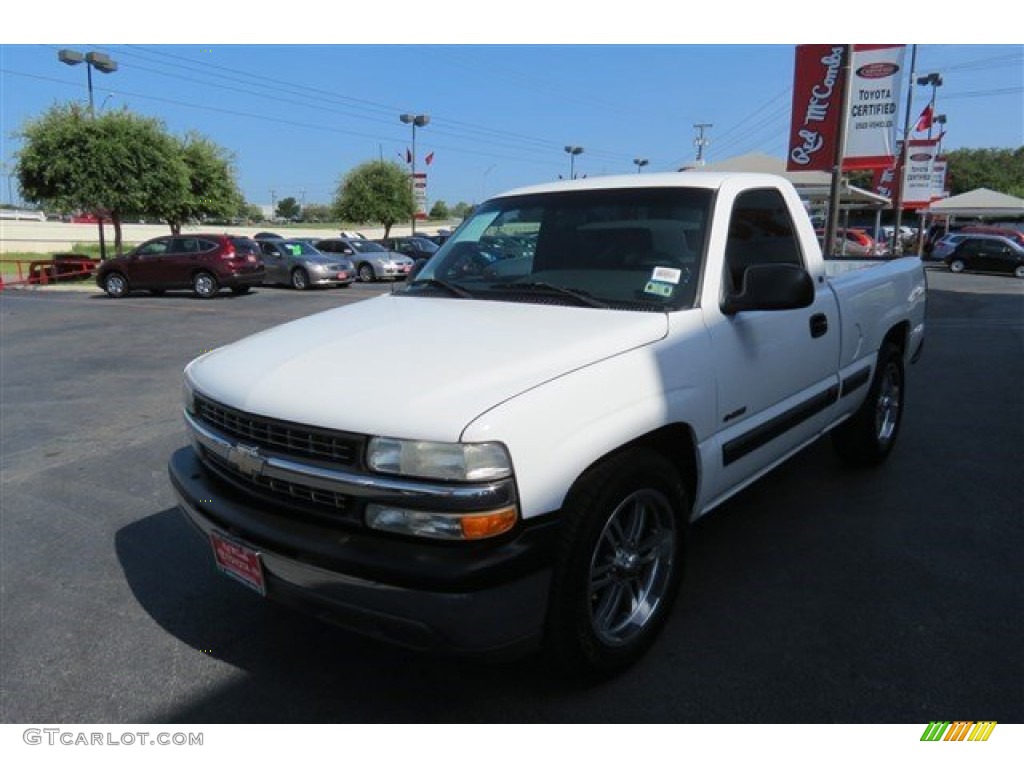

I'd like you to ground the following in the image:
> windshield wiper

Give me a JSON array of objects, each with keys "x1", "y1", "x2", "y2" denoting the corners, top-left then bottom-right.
[
  {"x1": 407, "y1": 278, "x2": 475, "y2": 299},
  {"x1": 487, "y1": 281, "x2": 609, "y2": 308}
]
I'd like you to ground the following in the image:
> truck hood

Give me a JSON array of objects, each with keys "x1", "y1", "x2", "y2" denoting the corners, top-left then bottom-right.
[{"x1": 186, "y1": 295, "x2": 668, "y2": 442}]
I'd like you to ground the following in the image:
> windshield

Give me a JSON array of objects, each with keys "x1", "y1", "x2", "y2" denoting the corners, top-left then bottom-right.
[
  {"x1": 351, "y1": 241, "x2": 388, "y2": 253},
  {"x1": 403, "y1": 187, "x2": 711, "y2": 311},
  {"x1": 279, "y1": 240, "x2": 319, "y2": 256}
]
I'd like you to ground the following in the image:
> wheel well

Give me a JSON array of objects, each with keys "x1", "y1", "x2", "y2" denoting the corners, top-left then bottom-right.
[
  {"x1": 882, "y1": 321, "x2": 909, "y2": 356},
  {"x1": 576, "y1": 424, "x2": 699, "y2": 516}
]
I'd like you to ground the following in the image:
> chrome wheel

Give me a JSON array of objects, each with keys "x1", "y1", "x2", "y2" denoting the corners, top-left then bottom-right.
[
  {"x1": 1015, "y1": 265, "x2": 1024, "y2": 279},
  {"x1": 358, "y1": 263, "x2": 375, "y2": 282},
  {"x1": 588, "y1": 488, "x2": 677, "y2": 647},
  {"x1": 193, "y1": 271, "x2": 218, "y2": 298},
  {"x1": 291, "y1": 268, "x2": 309, "y2": 290},
  {"x1": 875, "y1": 361, "x2": 902, "y2": 445},
  {"x1": 104, "y1": 272, "x2": 128, "y2": 298},
  {"x1": 949, "y1": 259, "x2": 965, "y2": 273}
]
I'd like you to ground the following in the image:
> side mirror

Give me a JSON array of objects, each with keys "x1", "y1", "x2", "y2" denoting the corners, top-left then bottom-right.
[{"x1": 722, "y1": 263, "x2": 815, "y2": 315}]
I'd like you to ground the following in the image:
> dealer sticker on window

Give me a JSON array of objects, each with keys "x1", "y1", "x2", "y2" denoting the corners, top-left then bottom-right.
[
  {"x1": 644, "y1": 280, "x2": 675, "y2": 298},
  {"x1": 651, "y1": 266, "x2": 682, "y2": 284}
]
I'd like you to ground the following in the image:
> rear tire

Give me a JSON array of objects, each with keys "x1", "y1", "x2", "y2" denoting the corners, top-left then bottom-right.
[
  {"x1": 949, "y1": 259, "x2": 965, "y2": 274},
  {"x1": 1014, "y1": 265, "x2": 1024, "y2": 279},
  {"x1": 832, "y1": 342, "x2": 904, "y2": 467},
  {"x1": 192, "y1": 271, "x2": 219, "y2": 299},
  {"x1": 545, "y1": 447, "x2": 687, "y2": 676}
]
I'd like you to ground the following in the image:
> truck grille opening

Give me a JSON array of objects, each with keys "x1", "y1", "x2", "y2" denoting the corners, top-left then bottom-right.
[{"x1": 194, "y1": 394, "x2": 363, "y2": 466}]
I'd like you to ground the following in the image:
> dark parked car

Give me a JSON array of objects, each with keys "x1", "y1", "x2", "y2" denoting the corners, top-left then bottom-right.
[
  {"x1": 96, "y1": 234, "x2": 264, "y2": 298},
  {"x1": 945, "y1": 235, "x2": 1024, "y2": 279},
  {"x1": 258, "y1": 239, "x2": 355, "y2": 289},
  {"x1": 253, "y1": 232, "x2": 284, "y2": 240},
  {"x1": 376, "y1": 236, "x2": 440, "y2": 262}
]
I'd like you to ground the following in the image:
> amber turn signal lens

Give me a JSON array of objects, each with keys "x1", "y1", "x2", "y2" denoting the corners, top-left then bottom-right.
[{"x1": 459, "y1": 506, "x2": 518, "y2": 540}]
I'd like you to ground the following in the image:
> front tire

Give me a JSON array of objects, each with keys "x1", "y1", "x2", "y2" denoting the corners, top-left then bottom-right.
[
  {"x1": 546, "y1": 447, "x2": 687, "y2": 675},
  {"x1": 192, "y1": 271, "x2": 219, "y2": 299},
  {"x1": 103, "y1": 272, "x2": 129, "y2": 298},
  {"x1": 1014, "y1": 265, "x2": 1024, "y2": 279},
  {"x1": 832, "y1": 342, "x2": 904, "y2": 467},
  {"x1": 291, "y1": 268, "x2": 310, "y2": 290},
  {"x1": 357, "y1": 263, "x2": 375, "y2": 282}
]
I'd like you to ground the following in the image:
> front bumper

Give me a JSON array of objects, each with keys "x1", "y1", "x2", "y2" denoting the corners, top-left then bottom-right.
[{"x1": 169, "y1": 447, "x2": 557, "y2": 656}]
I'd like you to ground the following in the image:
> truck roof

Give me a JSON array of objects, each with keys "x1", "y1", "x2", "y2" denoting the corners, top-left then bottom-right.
[{"x1": 494, "y1": 172, "x2": 792, "y2": 199}]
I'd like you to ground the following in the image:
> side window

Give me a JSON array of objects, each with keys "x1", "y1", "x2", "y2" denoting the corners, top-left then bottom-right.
[
  {"x1": 724, "y1": 188, "x2": 803, "y2": 292},
  {"x1": 170, "y1": 238, "x2": 201, "y2": 254},
  {"x1": 318, "y1": 241, "x2": 336, "y2": 253},
  {"x1": 137, "y1": 239, "x2": 169, "y2": 257}
]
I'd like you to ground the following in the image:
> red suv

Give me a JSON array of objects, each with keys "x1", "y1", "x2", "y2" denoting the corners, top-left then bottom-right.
[{"x1": 97, "y1": 234, "x2": 265, "y2": 298}]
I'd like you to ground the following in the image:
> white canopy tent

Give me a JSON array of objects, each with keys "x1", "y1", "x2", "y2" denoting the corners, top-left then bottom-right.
[{"x1": 924, "y1": 188, "x2": 1024, "y2": 219}]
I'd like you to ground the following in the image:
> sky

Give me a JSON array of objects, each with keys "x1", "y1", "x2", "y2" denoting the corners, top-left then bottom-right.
[{"x1": 1, "y1": 4, "x2": 1021, "y2": 212}]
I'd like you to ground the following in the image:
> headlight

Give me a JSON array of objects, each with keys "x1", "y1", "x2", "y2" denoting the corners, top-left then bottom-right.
[
  {"x1": 366, "y1": 437, "x2": 513, "y2": 482},
  {"x1": 365, "y1": 504, "x2": 518, "y2": 540}
]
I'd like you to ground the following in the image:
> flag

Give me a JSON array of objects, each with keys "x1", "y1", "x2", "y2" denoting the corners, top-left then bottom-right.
[
  {"x1": 914, "y1": 104, "x2": 933, "y2": 134},
  {"x1": 405, "y1": 148, "x2": 412, "y2": 164},
  {"x1": 424, "y1": 151, "x2": 434, "y2": 166}
]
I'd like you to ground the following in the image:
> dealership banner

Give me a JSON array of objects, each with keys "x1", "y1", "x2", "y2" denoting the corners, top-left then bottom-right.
[
  {"x1": 842, "y1": 44, "x2": 906, "y2": 170},
  {"x1": 787, "y1": 45, "x2": 847, "y2": 172},
  {"x1": 902, "y1": 139, "x2": 942, "y2": 208},
  {"x1": 413, "y1": 172, "x2": 428, "y2": 220}
]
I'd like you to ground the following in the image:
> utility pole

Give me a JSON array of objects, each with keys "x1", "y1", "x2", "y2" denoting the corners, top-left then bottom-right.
[
  {"x1": 892, "y1": 45, "x2": 918, "y2": 255},
  {"x1": 270, "y1": 189, "x2": 277, "y2": 219},
  {"x1": 693, "y1": 123, "x2": 713, "y2": 165}
]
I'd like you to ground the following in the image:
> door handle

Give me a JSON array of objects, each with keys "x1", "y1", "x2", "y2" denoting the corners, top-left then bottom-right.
[{"x1": 810, "y1": 313, "x2": 828, "y2": 338}]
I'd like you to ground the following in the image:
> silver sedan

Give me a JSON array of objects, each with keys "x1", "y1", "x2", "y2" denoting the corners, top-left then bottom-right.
[
  {"x1": 258, "y1": 239, "x2": 355, "y2": 290},
  {"x1": 314, "y1": 237, "x2": 415, "y2": 282}
]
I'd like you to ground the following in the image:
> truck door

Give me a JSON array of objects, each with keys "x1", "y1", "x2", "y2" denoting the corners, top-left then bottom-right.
[{"x1": 704, "y1": 187, "x2": 841, "y2": 502}]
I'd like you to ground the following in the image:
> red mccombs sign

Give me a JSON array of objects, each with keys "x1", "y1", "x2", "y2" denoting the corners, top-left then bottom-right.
[{"x1": 787, "y1": 45, "x2": 846, "y2": 172}]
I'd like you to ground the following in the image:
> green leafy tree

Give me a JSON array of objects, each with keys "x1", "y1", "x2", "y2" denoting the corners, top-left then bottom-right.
[
  {"x1": 333, "y1": 160, "x2": 412, "y2": 239},
  {"x1": 301, "y1": 203, "x2": 332, "y2": 223},
  {"x1": 16, "y1": 104, "x2": 188, "y2": 256},
  {"x1": 429, "y1": 200, "x2": 450, "y2": 219},
  {"x1": 276, "y1": 196, "x2": 301, "y2": 220},
  {"x1": 451, "y1": 201, "x2": 474, "y2": 219},
  {"x1": 945, "y1": 147, "x2": 1024, "y2": 198},
  {"x1": 158, "y1": 132, "x2": 243, "y2": 234},
  {"x1": 240, "y1": 202, "x2": 263, "y2": 222}
]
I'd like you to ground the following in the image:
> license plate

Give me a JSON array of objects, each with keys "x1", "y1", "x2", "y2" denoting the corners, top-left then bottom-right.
[{"x1": 210, "y1": 530, "x2": 266, "y2": 595}]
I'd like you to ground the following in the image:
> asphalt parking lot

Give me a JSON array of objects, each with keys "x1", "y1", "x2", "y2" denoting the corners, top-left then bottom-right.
[{"x1": 1, "y1": 269, "x2": 1021, "y2": 723}]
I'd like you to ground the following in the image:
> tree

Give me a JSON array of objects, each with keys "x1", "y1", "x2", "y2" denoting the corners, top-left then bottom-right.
[
  {"x1": 301, "y1": 203, "x2": 332, "y2": 223},
  {"x1": 945, "y1": 148, "x2": 1024, "y2": 198},
  {"x1": 451, "y1": 201, "x2": 474, "y2": 219},
  {"x1": 16, "y1": 104, "x2": 188, "y2": 256},
  {"x1": 157, "y1": 132, "x2": 243, "y2": 235},
  {"x1": 333, "y1": 160, "x2": 412, "y2": 239},
  {"x1": 429, "y1": 200, "x2": 450, "y2": 219},
  {"x1": 276, "y1": 196, "x2": 301, "y2": 220}
]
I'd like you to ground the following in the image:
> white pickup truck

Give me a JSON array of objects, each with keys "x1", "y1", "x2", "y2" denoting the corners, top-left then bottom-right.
[{"x1": 169, "y1": 173, "x2": 926, "y2": 673}]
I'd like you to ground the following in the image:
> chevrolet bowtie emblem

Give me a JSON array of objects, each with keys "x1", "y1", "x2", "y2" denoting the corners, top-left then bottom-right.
[{"x1": 227, "y1": 444, "x2": 265, "y2": 477}]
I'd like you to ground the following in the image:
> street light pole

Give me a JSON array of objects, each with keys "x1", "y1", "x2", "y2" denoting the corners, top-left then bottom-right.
[
  {"x1": 564, "y1": 146, "x2": 584, "y2": 180},
  {"x1": 400, "y1": 113, "x2": 430, "y2": 235},
  {"x1": 58, "y1": 49, "x2": 118, "y2": 259},
  {"x1": 633, "y1": 158, "x2": 649, "y2": 173}
]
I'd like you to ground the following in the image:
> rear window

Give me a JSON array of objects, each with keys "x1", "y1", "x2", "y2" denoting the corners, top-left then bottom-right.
[{"x1": 230, "y1": 237, "x2": 260, "y2": 255}]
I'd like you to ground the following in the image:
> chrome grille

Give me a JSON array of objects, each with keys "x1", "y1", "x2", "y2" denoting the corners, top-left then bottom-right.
[
  {"x1": 194, "y1": 394, "x2": 362, "y2": 465},
  {"x1": 204, "y1": 449, "x2": 358, "y2": 525}
]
